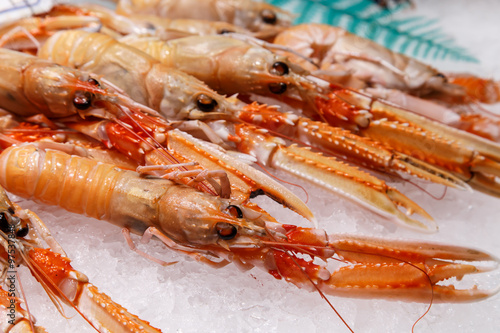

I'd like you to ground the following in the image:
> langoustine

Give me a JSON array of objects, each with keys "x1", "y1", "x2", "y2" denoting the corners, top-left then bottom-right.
[
  {"x1": 0, "y1": 143, "x2": 498, "y2": 332},
  {"x1": 5, "y1": 23, "x2": 498, "y2": 226},
  {"x1": 0, "y1": 1, "x2": 499, "y2": 332},
  {"x1": 18, "y1": 28, "x2": 439, "y2": 230}
]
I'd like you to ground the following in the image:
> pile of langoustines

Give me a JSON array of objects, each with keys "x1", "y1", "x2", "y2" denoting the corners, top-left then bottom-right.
[{"x1": 0, "y1": 0, "x2": 499, "y2": 332}]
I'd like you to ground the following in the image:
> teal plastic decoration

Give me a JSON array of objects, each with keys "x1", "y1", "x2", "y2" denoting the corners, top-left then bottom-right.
[{"x1": 266, "y1": 0, "x2": 478, "y2": 62}]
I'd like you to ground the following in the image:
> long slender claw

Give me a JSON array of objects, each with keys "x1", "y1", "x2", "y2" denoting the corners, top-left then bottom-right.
[
  {"x1": 360, "y1": 118, "x2": 476, "y2": 177},
  {"x1": 392, "y1": 152, "x2": 471, "y2": 191},
  {"x1": 323, "y1": 234, "x2": 500, "y2": 302},
  {"x1": 277, "y1": 145, "x2": 435, "y2": 231},
  {"x1": 319, "y1": 262, "x2": 496, "y2": 302},
  {"x1": 365, "y1": 87, "x2": 500, "y2": 141},
  {"x1": 368, "y1": 98, "x2": 500, "y2": 163},
  {"x1": 294, "y1": 118, "x2": 470, "y2": 190},
  {"x1": 265, "y1": 225, "x2": 500, "y2": 303},
  {"x1": 166, "y1": 129, "x2": 316, "y2": 223},
  {"x1": 365, "y1": 104, "x2": 500, "y2": 195},
  {"x1": 238, "y1": 102, "x2": 469, "y2": 190},
  {"x1": 328, "y1": 89, "x2": 500, "y2": 195},
  {"x1": 234, "y1": 124, "x2": 435, "y2": 231},
  {"x1": 27, "y1": 248, "x2": 162, "y2": 333}
]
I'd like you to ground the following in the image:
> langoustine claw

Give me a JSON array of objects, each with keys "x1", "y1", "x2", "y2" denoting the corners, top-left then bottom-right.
[{"x1": 235, "y1": 223, "x2": 500, "y2": 303}]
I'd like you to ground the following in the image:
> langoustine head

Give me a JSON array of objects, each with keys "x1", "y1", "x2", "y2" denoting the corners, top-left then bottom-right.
[
  {"x1": 225, "y1": 0, "x2": 293, "y2": 35},
  {"x1": 116, "y1": 0, "x2": 292, "y2": 36},
  {"x1": 166, "y1": 35, "x2": 319, "y2": 100},
  {"x1": 0, "y1": 48, "x2": 154, "y2": 121},
  {"x1": 145, "y1": 64, "x2": 242, "y2": 121}
]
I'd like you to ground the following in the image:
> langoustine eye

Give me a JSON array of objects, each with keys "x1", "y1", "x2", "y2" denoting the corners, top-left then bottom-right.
[
  {"x1": 268, "y1": 82, "x2": 287, "y2": 94},
  {"x1": 216, "y1": 222, "x2": 238, "y2": 240},
  {"x1": 16, "y1": 226, "x2": 29, "y2": 238},
  {"x1": 225, "y1": 205, "x2": 243, "y2": 218},
  {"x1": 218, "y1": 29, "x2": 235, "y2": 34},
  {"x1": 0, "y1": 211, "x2": 29, "y2": 237},
  {"x1": 0, "y1": 212, "x2": 9, "y2": 234},
  {"x1": 196, "y1": 94, "x2": 218, "y2": 112},
  {"x1": 260, "y1": 9, "x2": 277, "y2": 24},
  {"x1": 73, "y1": 91, "x2": 93, "y2": 110},
  {"x1": 271, "y1": 62, "x2": 289, "y2": 76},
  {"x1": 87, "y1": 77, "x2": 101, "y2": 87},
  {"x1": 434, "y1": 72, "x2": 448, "y2": 82}
]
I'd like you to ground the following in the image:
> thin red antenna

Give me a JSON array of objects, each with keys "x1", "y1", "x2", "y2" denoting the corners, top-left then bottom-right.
[
  {"x1": 255, "y1": 161, "x2": 309, "y2": 203},
  {"x1": 263, "y1": 225, "x2": 355, "y2": 332},
  {"x1": 400, "y1": 177, "x2": 448, "y2": 200},
  {"x1": 114, "y1": 112, "x2": 218, "y2": 196},
  {"x1": 264, "y1": 227, "x2": 435, "y2": 333}
]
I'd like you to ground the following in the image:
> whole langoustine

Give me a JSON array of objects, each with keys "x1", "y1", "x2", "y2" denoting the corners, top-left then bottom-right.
[
  {"x1": 272, "y1": 23, "x2": 500, "y2": 142},
  {"x1": 0, "y1": 143, "x2": 498, "y2": 296},
  {"x1": 0, "y1": 143, "x2": 498, "y2": 332},
  {"x1": 273, "y1": 23, "x2": 462, "y2": 97}
]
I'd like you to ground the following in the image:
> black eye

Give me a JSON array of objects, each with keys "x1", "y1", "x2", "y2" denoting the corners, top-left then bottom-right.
[
  {"x1": 16, "y1": 226, "x2": 29, "y2": 238},
  {"x1": 226, "y1": 205, "x2": 243, "y2": 218},
  {"x1": 87, "y1": 77, "x2": 101, "y2": 87},
  {"x1": 270, "y1": 62, "x2": 289, "y2": 76},
  {"x1": 196, "y1": 94, "x2": 218, "y2": 112},
  {"x1": 0, "y1": 213, "x2": 9, "y2": 233},
  {"x1": 261, "y1": 9, "x2": 277, "y2": 24},
  {"x1": 144, "y1": 22, "x2": 156, "y2": 31},
  {"x1": 268, "y1": 82, "x2": 287, "y2": 94},
  {"x1": 435, "y1": 72, "x2": 448, "y2": 82},
  {"x1": 218, "y1": 29, "x2": 234, "y2": 34},
  {"x1": 73, "y1": 91, "x2": 93, "y2": 110},
  {"x1": 216, "y1": 222, "x2": 238, "y2": 240}
]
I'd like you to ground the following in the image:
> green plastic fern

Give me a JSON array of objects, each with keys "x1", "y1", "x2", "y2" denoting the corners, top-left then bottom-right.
[{"x1": 266, "y1": 0, "x2": 478, "y2": 62}]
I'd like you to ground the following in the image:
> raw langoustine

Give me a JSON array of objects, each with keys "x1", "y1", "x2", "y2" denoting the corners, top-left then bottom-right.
[
  {"x1": 0, "y1": 144, "x2": 498, "y2": 332},
  {"x1": 0, "y1": 1, "x2": 498, "y2": 330}
]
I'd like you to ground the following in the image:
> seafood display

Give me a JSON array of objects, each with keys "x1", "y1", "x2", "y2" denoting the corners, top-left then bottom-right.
[{"x1": 0, "y1": 0, "x2": 499, "y2": 332}]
